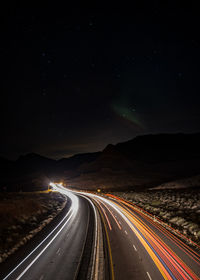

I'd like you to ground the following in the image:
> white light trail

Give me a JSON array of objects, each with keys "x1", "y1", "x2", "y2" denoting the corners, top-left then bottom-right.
[{"x1": 3, "y1": 184, "x2": 79, "y2": 280}]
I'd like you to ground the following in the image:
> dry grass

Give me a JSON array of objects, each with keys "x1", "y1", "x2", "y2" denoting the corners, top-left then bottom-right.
[
  {"x1": 0, "y1": 192, "x2": 66, "y2": 259},
  {"x1": 0, "y1": 197, "x2": 43, "y2": 228},
  {"x1": 112, "y1": 189, "x2": 200, "y2": 246}
]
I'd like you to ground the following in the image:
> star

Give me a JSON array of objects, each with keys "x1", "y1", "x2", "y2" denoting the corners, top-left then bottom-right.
[{"x1": 42, "y1": 89, "x2": 47, "y2": 96}]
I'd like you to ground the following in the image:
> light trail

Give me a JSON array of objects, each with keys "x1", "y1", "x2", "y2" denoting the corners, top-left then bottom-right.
[
  {"x1": 95, "y1": 199, "x2": 112, "y2": 231},
  {"x1": 108, "y1": 194, "x2": 200, "y2": 265},
  {"x1": 96, "y1": 199, "x2": 121, "y2": 230},
  {"x1": 3, "y1": 187, "x2": 79, "y2": 280},
  {"x1": 114, "y1": 201, "x2": 198, "y2": 279},
  {"x1": 84, "y1": 192, "x2": 200, "y2": 280},
  {"x1": 108, "y1": 194, "x2": 200, "y2": 255}
]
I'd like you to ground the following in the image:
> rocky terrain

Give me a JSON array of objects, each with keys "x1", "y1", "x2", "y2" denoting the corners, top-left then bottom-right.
[
  {"x1": 112, "y1": 188, "x2": 200, "y2": 246},
  {"x1": 0, "y1": 192, "x2": 67, "y2": 263}
]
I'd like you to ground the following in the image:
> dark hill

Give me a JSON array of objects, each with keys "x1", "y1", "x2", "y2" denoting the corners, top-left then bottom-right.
[
  {"x1": 17, "y1": 153, "x2": 55, "y2": 170},
  {"x1": 115, "y1": 133, "x2": 200, "y2": 162},
  {"x1": 57, "y1": 152, "x2": 100, "y2": 171},
  {"x1": 1, "y1": 133, "x2": 200, "y2": 192},
  {"x1": 64, "y1": 133, "x2": 200, "y2": 191},
  {"x1": 0, "y1": 152, "x2": 100, "y2": 191}
]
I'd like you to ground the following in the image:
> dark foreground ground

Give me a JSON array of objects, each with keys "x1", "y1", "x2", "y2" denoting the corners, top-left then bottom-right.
[{"x1": 0, "y1": 192, "x2": 66, "y2": 263}]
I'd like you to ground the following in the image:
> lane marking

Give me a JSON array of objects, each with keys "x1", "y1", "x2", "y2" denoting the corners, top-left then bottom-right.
[
  {"x1": 15, "y1": 210, "x2": 74, "y2": 280},
  {"x1": 125, "y1": 230, "x2": 128, "y2": 235},
  {"x1": 89, "y1": 201, "x2": 99, "y2": 280},
  {"x1": 97, "y1": 203, "x2": 115, "y2": 280},
  {"x1": 80, "y1": 193, "x2": 200, "y2": 280},
  {"x1": 39, "y1": 275, "x2": 44, "y2": 280},
  {"x1": 96, "y1": 200, "x2": 112, "y2": 230},
  {"x1": 133, "y1": 244, "x2": 137, "y2": 251},
  {"x1": 147, "y1": 271, "x2": 152, "y2": 280},
  {"x1": 3, "y1": 206, "x2": 74, "y2": 280},
  {"x1": 88, "y1": 195, "x2": 171, "y2": 279},
  {"x1": 56, "y1": 248, "x2": 61, "y2": 255}
]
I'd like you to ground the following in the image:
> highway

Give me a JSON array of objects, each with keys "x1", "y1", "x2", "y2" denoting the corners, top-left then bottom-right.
[
  {"x1": 84, "y1": 192, "x2": 200, "y2": 280},
  {"x1": 0, "y1": 189, "x2": 96, "y2": 280},
  {"x1": 1, "y1": 185, "x2": 200, "y2": 280}
]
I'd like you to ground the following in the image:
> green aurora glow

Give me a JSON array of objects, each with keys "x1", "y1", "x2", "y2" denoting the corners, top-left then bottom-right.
[{"x1": 112, "y1": 103, "x2": 144, "y2": 128}]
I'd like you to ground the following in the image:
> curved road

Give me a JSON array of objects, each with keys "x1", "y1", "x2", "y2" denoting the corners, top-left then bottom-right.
[
  {"x1": 1, "y1": 185, "x2": 200, "y2": 280},
  {"x1": 1, "y1": 190, "x2": 93, "y2": 280},
  {"x1": 84, "y1": 192, "x2": 200, "y2": 280}
]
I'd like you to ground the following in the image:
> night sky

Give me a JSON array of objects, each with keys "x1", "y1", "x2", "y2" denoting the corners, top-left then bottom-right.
[{"x1": 1, "y1": 2, "x2": 200, "y2": 160}]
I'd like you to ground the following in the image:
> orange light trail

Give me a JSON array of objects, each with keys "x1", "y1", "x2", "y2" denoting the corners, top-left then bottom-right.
[{"x1": 93, "y1": 194, "x2": 200, "y2": 280}]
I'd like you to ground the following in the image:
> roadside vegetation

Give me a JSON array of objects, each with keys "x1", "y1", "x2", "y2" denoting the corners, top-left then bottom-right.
[
  {"x1": 0, "y1": 192, "x2": 67, "y2": 263},
  {"x1": 112, "y1": 188, "x2": 200, "y2": 246}
]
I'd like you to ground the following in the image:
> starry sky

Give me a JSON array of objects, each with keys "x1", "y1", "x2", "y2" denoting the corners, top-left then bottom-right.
[{"x1": 1, "y1": 2, "x2": 200, "y2": 159}]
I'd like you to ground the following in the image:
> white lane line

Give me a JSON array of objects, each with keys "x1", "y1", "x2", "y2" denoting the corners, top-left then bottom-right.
[
  {"x1": 15, "y1": 210, "x2": 74, "y2": 280},
  {"x1": 133, "y1": 244, "x2": 137, "y2": 251},
  {"x1": 39, "y1": 275, "x2": 44, "y2": 280},
  {"x1": 125, "y1": 230, "x2": 128, "y2": 235},
  {"x1": 56, "y1": 248, "x2": 61, "y2": 255},
  {"x1": 147, "y1": 271, "x2": 152, "y2": 280},
  {"x1": 3, "y1": 207, "x2": 73, "y2": 280}
]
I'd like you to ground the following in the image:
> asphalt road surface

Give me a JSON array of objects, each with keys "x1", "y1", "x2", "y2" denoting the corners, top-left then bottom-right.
[
  {"x1": 0, "y1": 190, "x2": 94, "y2": 280},
  {"x1": 1, "y1": 186, "x2": 200, "y2": 280},
  {"x1": 84, "y1": 192, "x2": 200, "y2": 280}
]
